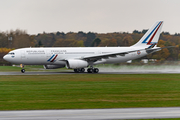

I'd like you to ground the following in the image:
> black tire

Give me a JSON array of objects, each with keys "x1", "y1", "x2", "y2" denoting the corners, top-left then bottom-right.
[
  {"x1": 87, "y1": 68, "x2": 93, "y2": 73},
  {"x1": 21, "y1": 69, "x2": 25, "y2": 73},
  {"x1": 74, "y1": 69, "x2": 79, "y2": 73},
  {"x1": 80, "y1": 68, "x2": 85, "y2": 73},
  {"x1": 93, "y1": 68, "x2": 99, "y2": 73}
]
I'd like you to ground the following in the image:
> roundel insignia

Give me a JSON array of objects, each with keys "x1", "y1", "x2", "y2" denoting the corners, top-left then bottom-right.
[{"x1": 137, "y1": 50, "x2": 141, "y2": 55}]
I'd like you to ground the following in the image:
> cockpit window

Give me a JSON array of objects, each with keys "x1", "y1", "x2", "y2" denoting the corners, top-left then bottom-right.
[{"x1": 8, "y1": 52, "x2": 15, "y2": 55}]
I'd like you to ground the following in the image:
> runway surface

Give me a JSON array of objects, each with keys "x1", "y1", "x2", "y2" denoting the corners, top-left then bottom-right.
[
  {"x1": 0, "y1": 70, "x2": 180, "y2": 75},
  {"x1": 1, "y1": 66, "x2": 180, "y2": 75},
  {"x1": 1, "y1": 107, "x2": 180, "y2": 120}
]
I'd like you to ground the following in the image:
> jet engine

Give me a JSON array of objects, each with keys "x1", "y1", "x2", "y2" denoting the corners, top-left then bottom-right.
[
  {"x1": 66, "y1": 59, "x2": 88, "y2": 69},
  {"x1": 43, "y1": 65, "x2": 65, "y2": 69}
]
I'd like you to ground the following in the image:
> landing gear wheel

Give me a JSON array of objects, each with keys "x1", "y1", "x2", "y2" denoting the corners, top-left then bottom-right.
[
  {"x1": 93, "y1": 68, "x2": 99, "y2": 73},
  {"x1": 74, "y1": 68, "x2": 85, "y2": 73},
  {"x1": 20, "y1": 64, "x2": 25, "y2": 73},
  {"x1": 80, "y1": 68, "x2": 85, "y2": 73},
  {"x1": 74, "y1": 69, "x2": 79, "y2": 73},
  {"x1": 87, "y1": 68, "x2": 93, "y2": 73},
  {"x1": 21, "y1": 69, "x2": 25, "y2": 73}
]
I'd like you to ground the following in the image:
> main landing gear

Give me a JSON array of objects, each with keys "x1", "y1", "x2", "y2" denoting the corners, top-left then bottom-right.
[
  {"x1": 73, "y1": 67, "x2": 99, "y2": 73},
  {"x1": 87, "y1": 68, "x2": 99, "y2": 73},
  {"x1": 20, "y1": 64, "x2": 25, "y2": 73},
  {"x1": 74, "y1": 68, "x2": 85, "y2": 73},
  {"x1": 87, "y1": 65, "x2": 99, "y2": 73}
]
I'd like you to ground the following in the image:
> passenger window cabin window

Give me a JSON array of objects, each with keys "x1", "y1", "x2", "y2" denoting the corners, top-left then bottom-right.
[{"x1": 8, "y1": 52, "x2": 15, "y2": 55}]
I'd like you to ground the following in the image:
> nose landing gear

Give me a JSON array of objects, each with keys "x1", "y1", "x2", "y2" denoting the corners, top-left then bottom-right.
[{"x1": 20, "y1": 64, "x2": 25, "y2": 73}]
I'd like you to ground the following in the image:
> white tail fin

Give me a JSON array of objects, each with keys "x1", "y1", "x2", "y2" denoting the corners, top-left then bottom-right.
[{"x1": 132, "y1": 21, "x2": 163, "y2": 48}]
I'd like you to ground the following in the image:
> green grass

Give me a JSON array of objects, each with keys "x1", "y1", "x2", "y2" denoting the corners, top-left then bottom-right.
[
  {"x1": 0, "y1": 65, "x2": 44, "y2": 71},
  {"x1": 0, "y1": 66, "x2": 21, "y2": 71},
  {"x1": 0, "y1": 74, "x2": 180, "y2": 110}
]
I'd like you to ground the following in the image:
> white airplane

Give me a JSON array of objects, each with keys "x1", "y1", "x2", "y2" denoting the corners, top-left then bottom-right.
[{"x1": 3, "y1": 21, "x2": 166, "y2": 73}]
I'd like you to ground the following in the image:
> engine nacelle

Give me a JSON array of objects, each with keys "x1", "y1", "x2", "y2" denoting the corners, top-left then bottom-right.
[
  {"x1": 43, "y1": 65, "x2": 65, "y2": 69},
  {"x1": 66, "y1": 59, "x2": 88, "y2": 69}
]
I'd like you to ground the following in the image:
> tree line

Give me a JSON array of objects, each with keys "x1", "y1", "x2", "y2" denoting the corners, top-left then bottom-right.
[{"x1": 0, "y1": 29, "x2": 180, "y2": 65}]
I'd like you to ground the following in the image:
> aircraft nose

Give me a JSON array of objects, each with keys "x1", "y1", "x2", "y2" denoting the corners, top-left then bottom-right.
[{"x1": 3, "y1": 55, "x2": 9, "y2": 61}]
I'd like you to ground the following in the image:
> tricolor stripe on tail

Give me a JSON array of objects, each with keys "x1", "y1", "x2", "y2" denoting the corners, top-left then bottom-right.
[{"x1": 132, "y1": 21, "x2": 163, "y2": 48}]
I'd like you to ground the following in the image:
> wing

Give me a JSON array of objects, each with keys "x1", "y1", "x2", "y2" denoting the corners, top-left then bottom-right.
[
  {"x1": 82, "y1": 48, "x2": 145, "y2": 62},
  {"x1": 82, "y1": 46, "x2": 175, "y2": 62}
]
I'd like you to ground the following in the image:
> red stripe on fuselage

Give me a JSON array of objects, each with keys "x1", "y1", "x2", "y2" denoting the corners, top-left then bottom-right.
[{"x1": 147, "y1": 22, "x2": 162, "y2": 45}]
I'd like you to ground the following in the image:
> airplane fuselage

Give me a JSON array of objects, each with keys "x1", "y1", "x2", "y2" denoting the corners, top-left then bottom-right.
[{"x1": 4, "y1": 47, "x2": 147, "y2": 65}]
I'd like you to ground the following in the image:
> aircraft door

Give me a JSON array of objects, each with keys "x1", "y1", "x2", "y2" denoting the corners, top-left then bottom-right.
[
  {"x1": 46, "y1": 50, "x2": 51, "y2": 58},
  {"x1": 21, "y1": 50, "x2": 26, "y2": 59},
  {"x1": 46, "y1": 50, "x2": 53, "y2": 64}
]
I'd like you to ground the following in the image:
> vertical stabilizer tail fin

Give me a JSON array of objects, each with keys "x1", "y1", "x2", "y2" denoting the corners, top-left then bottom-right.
[{"x1": 132, "y1": 21, "x2": 163, "y2": 48}]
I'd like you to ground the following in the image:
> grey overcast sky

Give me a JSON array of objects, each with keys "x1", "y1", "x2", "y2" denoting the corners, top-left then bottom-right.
[{"x1": 0, "y1": 0, "x2": 179, "y2": 35}]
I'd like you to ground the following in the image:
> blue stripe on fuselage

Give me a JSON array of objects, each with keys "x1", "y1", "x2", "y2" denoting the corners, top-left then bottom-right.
[{"x1": 47, "y1": 54, "x2": 55, "y2": 61}]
